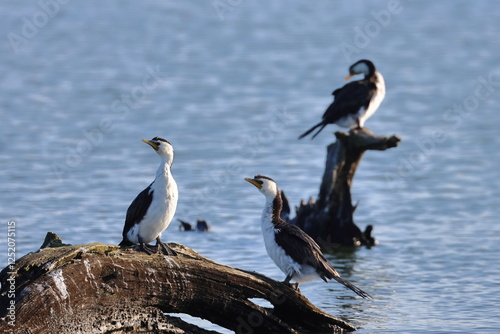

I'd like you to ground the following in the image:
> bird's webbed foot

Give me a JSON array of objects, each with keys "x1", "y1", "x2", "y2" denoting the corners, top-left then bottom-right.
[
  {"x1": 282, "y1": 274, "x2": 300, "y2": 291},
  {"x1": 155, "y1": 237, "x2": 177, "y2": 256},
  {"x1": 138, "y1": 243, "x2": 156, "y2": 255}
]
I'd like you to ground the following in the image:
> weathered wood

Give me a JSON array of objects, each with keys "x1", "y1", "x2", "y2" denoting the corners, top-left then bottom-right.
[
  {"x1": 0, "y1": 237, "x2": 356, "y2": 333},
  {"x1": 289, "y1": 128, "x2": 401, "y2": 248}
]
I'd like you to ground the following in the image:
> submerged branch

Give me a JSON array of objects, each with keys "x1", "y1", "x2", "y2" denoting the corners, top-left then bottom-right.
[{"x1": 289, "y1": 128, "x2": 401, "y2": 247}]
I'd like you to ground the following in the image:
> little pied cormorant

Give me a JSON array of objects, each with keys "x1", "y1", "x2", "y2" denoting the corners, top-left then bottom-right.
[
  {"x1": 119, "y1": 137, "x2": 178, "y2": 255},
  {"x1": 245, "y1": 175, "x2": 372, "y2": 298},
  {"x1": 299, "y1": 59, "x2": 385, "y2": 139}
]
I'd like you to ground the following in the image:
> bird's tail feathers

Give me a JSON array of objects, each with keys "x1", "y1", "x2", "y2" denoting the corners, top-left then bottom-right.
[
  {"x1": 311, "y1": 123, "x2": 328, "y2": 139},
  {"x1": 332, "y1": 276, "x2": 372, "y2": 299},
  {"x1": 298, "y1": 122, "x2": 324, "y2": 140},
  {"x1": 119, "y1": 239, "x2": 134, "y2": 247}
]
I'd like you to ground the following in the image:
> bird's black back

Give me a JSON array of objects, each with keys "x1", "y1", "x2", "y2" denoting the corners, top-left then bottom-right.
[
  {"x1": 273, "y1": 219, "x2": 372, "y2": 298},
  {"x1": 120, "y1": 182, "x2": 154, "y2": 244},
  {"x1": 273, "y1": 219, "x2": 338, "y2": 279},
  {"x1": 323, "y1": 79, "x2": 377, "y2": 123}
]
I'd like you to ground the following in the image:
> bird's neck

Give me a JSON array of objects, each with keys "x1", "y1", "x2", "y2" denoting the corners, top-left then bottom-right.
[
  {"x1": 155, "y1": 160, "x2": 173, "y2": 184},
  {"x1": 261, "y1": 192, "x2": 282, "y2": 229},
  {"x1": 369, "y1": 71, "x2": 384, "y2": 84}
]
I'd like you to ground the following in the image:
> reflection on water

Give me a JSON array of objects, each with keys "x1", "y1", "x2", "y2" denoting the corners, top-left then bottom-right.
[{"x1": 1, "y1": 1, "x2": 500, "y2": 333}]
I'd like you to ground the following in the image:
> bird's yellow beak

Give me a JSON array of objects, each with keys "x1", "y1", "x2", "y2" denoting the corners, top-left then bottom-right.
[
  {"x1": 344, "y1": 73, "x2": 356, "y2": 81},
  {"x1": 142, "y1": 139, "x2": 159, "y2": 151},
  {"x1": 244, "y1": 177, "x2": 262, "y2": 189}
]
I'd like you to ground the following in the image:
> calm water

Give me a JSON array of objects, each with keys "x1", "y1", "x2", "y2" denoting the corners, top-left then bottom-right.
[{"x1": 1, "y1": 1, "x2": 500, "y2": 333}]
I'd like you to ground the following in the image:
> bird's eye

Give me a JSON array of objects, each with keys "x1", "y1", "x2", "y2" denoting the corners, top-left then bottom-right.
[{"x1": 256, "y1": 180, "x2": 263, "y2": 185}]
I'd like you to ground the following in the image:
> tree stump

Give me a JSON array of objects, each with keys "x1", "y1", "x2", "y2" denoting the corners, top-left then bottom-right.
[
  {"x1": 0, "y1": 234, "x2": 356, "y2": 333},
  {"x1": 288, "y1": 128, "x2": 401, "y2": 249}
]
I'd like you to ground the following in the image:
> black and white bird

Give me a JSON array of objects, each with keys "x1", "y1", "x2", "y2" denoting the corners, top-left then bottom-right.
[
  {"x1": 299, "y1": 59, "x2": 385, "y2": 139},
  {"x1": 119, "y1": 137, "x2": 178, "y2": 255},
  {"x1": 245, "y1": 175, "x2": 371, "y2": 298}
]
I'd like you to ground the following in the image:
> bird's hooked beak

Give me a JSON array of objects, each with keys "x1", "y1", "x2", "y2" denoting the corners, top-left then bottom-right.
[
  {"x1": 344, "y1": 73, "x2": 356, "y2": 81},
  {"x1": 244, "y1": 177, "x2": 262, "y2": 189},
  {"x1": 142, "y1": 139, "x2": 159, "y2": 151}
]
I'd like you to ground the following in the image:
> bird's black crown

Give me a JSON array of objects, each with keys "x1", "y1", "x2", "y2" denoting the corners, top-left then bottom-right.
[
  {"x1": 151, "y1": 137, "x2": 172, "y2": 146},
  {"x1": 254, "y1": 175, "x2": 276, "y2": 183}
]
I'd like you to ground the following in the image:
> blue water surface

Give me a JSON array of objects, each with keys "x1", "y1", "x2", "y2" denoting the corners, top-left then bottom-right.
[{"x1": 1, "y1": 1, "x2": 499, "y2": 333}]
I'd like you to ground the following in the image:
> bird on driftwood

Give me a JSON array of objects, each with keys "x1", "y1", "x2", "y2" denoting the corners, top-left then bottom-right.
[
  {"x1": 119, "y1": 137, "x2": 178, "y2": 255},
  {"x1": 245, "y1": 175, "x2": 372, "y2": 298},
  {"x1": 299, "y1": 59, "x2": 385, "y2": 139}
]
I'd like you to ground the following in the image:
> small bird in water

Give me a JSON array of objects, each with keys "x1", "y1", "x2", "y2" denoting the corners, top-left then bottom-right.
[
  {"x1": 178, "y1": 219, "x2": 211, "y2": 232},
  {"x1": 119, "y1": 137, "x2": 178, "y2": 255},
  {"x1": 245, "y1": 175, "x2": 372, "y2": 298},
  {"x1": 299, "y1": 59, "x2": 385, "y2": 139}
]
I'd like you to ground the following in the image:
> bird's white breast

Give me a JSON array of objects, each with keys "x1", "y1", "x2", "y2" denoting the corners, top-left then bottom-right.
[
  {"x1": 127, "y1": 166, "x2": 178, "y2": 244},
  {"x1": 358, "y1": 72, "x2": 385, "y2": 127}
]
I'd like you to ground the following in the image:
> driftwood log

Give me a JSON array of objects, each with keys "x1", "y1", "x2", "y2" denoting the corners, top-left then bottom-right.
[
  {"x1": 0, "y1": 234, "x2": 356, "y2": 333},
  {"x1": 287, "y1": 128, "x2": 401, "y2": 249}
]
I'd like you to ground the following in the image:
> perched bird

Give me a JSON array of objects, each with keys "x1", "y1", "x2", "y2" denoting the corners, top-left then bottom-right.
[
  {"x1": 245, "y1": 175, "x2": 371, "y2": 298},
  {"x1": 299, "y1": 59, "x2": 385, "y2": 139},
  {"x1": 119, "y1": 137, "x2": 178, "y2": 255}
]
